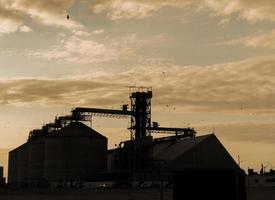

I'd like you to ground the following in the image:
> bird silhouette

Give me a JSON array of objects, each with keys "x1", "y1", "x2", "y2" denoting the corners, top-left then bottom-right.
[{"x1": 67, "y1": 14, "x2": 70, "y2": 20}]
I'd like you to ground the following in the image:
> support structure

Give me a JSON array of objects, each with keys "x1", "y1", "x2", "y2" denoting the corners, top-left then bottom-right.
[
  {"x1": 28, "y1": 87, "x2": 196, "y2": 141},
  {"x1": 129, "y1": 87, "x2": 152, "y2": 140}
]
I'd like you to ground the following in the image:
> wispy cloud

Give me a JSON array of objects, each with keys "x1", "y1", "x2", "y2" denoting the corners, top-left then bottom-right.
[
  {"x1": 19, "y1": 25, "x2": 32, "y2": 32},
  {"x1": 11, "y1": 0, "x2": 81, "y2": 29},
  {"x1": 72, "y1": 30, "x2": 91, "y2": 36},
  {"x1": 1, "y1": 56, "x2": 275, "y2": 114},
  {"x1": 92, "y1": 29, "x2": 105, "y2": 35},
  {"x1": 0, "y1": 2, "x2": 22, "y2": 34},
  {"x1": 90, "y1": 0, "x2": 275, "y2": 22},
  {"x1": 28, "y1": 33, "x2": 166, "y2": 64},
  {"x1": 197, "y1": 122, "x2": 275, "y2": 144},
  {"x1": 213, "y1": 30, "x2": 275, "y2": 49},
  {"x1": 90, "y1": 0, "x2": 192, "y2": 20},
  {"x1": 200, "y1": 0, "x2": 275, "y2": 22},
  {"x1": 0, "y1": 0, "x2": 82, "y2": 34},
  {"x1": 29, "y1": 34, "x2": 136, "y2": 64}
]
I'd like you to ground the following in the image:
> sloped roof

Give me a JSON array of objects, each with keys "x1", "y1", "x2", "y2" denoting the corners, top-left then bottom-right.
[
  {"x1": 153, "y1": 134, "x2": 240, "y2": 170},
  {"x1": 153, "y1": 134, "x2": 210, "y2": 162},
  {"x1": 58, "y1": 122, "x2": 107, "y2": 139}
]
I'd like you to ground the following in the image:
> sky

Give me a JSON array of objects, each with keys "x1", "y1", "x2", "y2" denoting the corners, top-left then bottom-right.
[{"x1": 0, "y1": 0, "x2": 275, "y2": 178}]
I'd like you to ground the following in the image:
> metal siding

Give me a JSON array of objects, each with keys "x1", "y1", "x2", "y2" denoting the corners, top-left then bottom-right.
[
  {"x1": 8, "y1": 149, "x2": 19, "y2": 184},
  {"x1": 17, "y1": 144, "x2": 29, "y2": 185},
  {"x1": 28, "y1": 138, "x2": 45, "y2": 185},
  {"x1": 45, "y1": 123, "x2": 107, "y2": 182},
  {"x1": 0, "y1": 166, "x2": 3, "y2": 178}
]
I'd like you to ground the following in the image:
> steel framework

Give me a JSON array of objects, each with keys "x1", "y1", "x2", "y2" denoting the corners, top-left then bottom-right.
[{"x1": 28, "y1": 87, "x2": 196, "y2": 141}]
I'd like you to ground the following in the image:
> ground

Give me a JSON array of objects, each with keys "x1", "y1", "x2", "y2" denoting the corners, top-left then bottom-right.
[
  {"x1": 0, "y1": 187, "x2": 274, "y2": 200},
  {"x1": 0, "y1": 188, "x2": 172, "y2": 200},
  {"x1": 247, "y1": 187, "x2": 275, "y2": 200}
]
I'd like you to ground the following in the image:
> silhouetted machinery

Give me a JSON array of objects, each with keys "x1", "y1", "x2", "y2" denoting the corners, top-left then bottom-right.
[{"x1": 29, "y1": 87, "x2": 196, "y2": 141}]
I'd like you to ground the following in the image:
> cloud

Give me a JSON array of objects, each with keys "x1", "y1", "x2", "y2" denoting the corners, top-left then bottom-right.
[
  {"x1": 0, "y1": 78, "x2": 125, "y2": 107},
  {"x1": 213, "y1": 30, "x2": 275, "y2": 49},
  {"x1": 19, "y1": 25, "x2": 32, "y2": 32},
  {"x1": 92, "y1": 29, "x2": 104, "y2": 35},
  {"x1": 203, "y1": 0, "x2": 275, "y2": 22},
  {"x1": 196, "y1": 122, "x2": 275, "y2": 144},
  {"x1": 90, "y1": 0, "x2": 191, "y2": 20},
  {"x1": 29, "y1": 33, "x2": 154, "y2": 64},
  {"x1": 29, "y1": 35, "x2": 131, "y2": 64},
  {"x1": 90, "y1": 0, "x2": 275, "y2": 22},
  {"x1": 0, "y1": 55, "x2": 275, "y2": 114},
  {"x1": 0, "y1": 0, "x2": 82, "y2": 35},
  {"x1": 0, "y1": 2, "x2": 22, "y2": 34},
  {"x1": 11, "y1": 0, "x2": 82, "y2": 29},
  {"x1": 72, "y1": 29, "x2": 91, "y2": 36}
]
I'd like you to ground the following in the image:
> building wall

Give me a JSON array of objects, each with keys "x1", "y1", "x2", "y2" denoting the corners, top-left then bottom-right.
[
  {"x1": 0, "y1": 166, "x2": 4, "y2": 186},
  {"x1": 173, "y1": 170, "x2": 246, "y2": 200},
  {"x1": 8, "y1": 148, "x2": 19, "y2": 185},
  {"x1": 247, "y1": 174, "x2": 275, "y2": 187},
  {"x1": 0, "y1": 166, "x2": 3, "y2": 178},
  {"x1": 8, "y1": 123, "x2": 108, "y2": 186},
  {"x1": 17, "y1": 144, "x2": 29, "y2": 186},
  {"x1": 44, "y1": 135, "x2": 107, "y2": 182},
  {"x1": 28, "y1": 138, "x2": 45, "y2": 186}
]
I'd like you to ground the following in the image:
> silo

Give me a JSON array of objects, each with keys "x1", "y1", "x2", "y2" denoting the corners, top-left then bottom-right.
[
  {"x1": 8, "y1": 147, "x2": 19, "y2": 185},
  {"x1": 0, "y1": 166, "x2": 5, "y2": 186},
  {"x1": 28, "y1": 137, "x2": 45, "y2": 186},
  {"x1": 44, "y1": 122, "x2": 107, "y2": 182},
  {"x1": 0, "y1": 166, "x2": 3, "y2": 178},
  {"x1": 17, "y1": 143, "x2": 29, "y2": 186}
]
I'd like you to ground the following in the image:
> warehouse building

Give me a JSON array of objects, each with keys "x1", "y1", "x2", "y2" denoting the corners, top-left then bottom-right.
[
  {"x1": 108, "y1": 134, "x2": 246, "y2": 200},
  {"x1": 168, "y1": 134, "x2": 246, "y2": 200}
]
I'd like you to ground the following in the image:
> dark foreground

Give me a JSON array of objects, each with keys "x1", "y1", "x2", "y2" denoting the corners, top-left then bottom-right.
[
  {"x1": 0, "y1": 187, "x2": 274, "y2": 200},
  {"x1": 0, "y1": 188, "x2": 172, "y2": 200},
  {"x1": 247, "y1": 187, "x2": 275, "y2": 200}
]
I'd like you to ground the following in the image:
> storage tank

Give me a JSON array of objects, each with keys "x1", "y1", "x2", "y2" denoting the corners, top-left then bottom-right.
[
  {"x1": 8, "y1": 147, "x2": 19, "y2": 185},
  {"x1": 17, "y1": 143, "x2": 29, "y2": 186},
  {"x1": 28, "y1": 137, "x2": 45, "y2": 186},
  {"x1": 0, "y1": 166, "x2": 3, "y2": 178},
  {"x1": 0, "y1": 166, "x2": 5, "y2": 186},
  {"x1": 44, "y1": 122, "x2": 107, "y2": 182}
]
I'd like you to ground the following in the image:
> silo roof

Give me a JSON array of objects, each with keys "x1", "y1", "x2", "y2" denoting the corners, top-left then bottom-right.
[
  {"x1": 58, "y1": 122, "x2": 107, "y2": 139},
  {"x1": 9, "y1": 143, "x2": 28, "y2": 154}
]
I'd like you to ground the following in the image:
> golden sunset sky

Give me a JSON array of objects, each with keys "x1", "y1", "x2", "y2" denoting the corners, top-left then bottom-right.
[{"x1": 0, "y1": 0, "x2": 275, "y2": 177}]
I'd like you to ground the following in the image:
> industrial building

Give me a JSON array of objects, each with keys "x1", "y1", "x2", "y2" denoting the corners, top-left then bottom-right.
[
  {"x1": 246, "y1": 168, "x2": 275, "y2": 188},
  {"x1": 0, "y1": 166, "x2": 5, "y2": 186},
  {"x1": 8, "y1": 87, "x2": 246, "y2": 199}
]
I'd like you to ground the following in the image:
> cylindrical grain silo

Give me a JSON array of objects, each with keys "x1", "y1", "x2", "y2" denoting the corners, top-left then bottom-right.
[
  {"x1": 0, "y1": 166, "x2": 3, "y2": 178},
  {"x1": 8, "y1": 147, "x2": 19, "y2": 185},
  {"x1": 44, "y1": 122, "x2": 107, "y2": 183},
  {"x1": 28, "y1": 137, "x2": 45, "y2": 186},
  {"x1": 17, "y1": 143, "x2": 29, "y2": 186}
]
